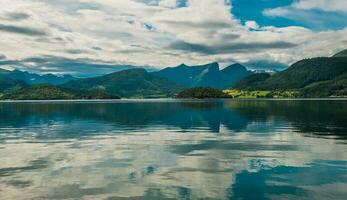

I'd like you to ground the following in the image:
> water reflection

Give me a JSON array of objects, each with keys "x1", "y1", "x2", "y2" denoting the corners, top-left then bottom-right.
[
  {"x1": 225, "y1": 100, "x2": 347, "y2": 140},
  {"x1": 230, "y1": 160, "x2": 347, "y2": 200},
  {"x1": 0, "y1": 99, "x2": 347, "y2": 200},
  {"x1": 1, "y1": 100, "x2": 346, "y2": 139}
]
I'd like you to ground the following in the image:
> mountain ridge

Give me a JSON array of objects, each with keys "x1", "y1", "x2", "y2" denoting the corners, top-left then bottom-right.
[
  {"x1": 61, "y1": 68, "x2": 184, "y2": 98},
  {"x1": 333, "y1": 49, "x2": 347, "y2": 57},
  {"x1": 153, "y1": 62, "x2": 253, "y2": 89},
  {"x1": 0, "y1": 68, "x2": 77, "y2": 85},
  {"x1": 2, "y1": 47, "x2": 346, "y2": 99}
]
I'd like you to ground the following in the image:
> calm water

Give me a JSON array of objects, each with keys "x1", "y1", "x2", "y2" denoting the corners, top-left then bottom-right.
[{"x1": 0, "y1": 99, "x2": 347, "y2": 200}]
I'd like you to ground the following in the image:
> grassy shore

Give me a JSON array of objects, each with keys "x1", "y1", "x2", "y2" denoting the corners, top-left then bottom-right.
[{"x1": 223, "y1": 89, "x2": 299, "y2": 98}]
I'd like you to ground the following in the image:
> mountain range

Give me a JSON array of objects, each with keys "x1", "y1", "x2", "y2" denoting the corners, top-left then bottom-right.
[
  {"x1": 61, "y1": 68, "x2": 183, "y2": 98},
  {"x1": 0, "y1": 68, "x2": 76, "y2": 85},
  {"x1": 0, "y1": 48, "x2": 346, "y2": 99},
  {"x1": 153, "y1": 62, "x2": 252, "y2": 89},
  {"x1": 60, "y1": 63, "x2": 252, "y2": 98}
]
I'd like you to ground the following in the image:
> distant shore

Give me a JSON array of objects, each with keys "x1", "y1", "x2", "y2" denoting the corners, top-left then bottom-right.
[{"x1": 1, "y1": 98, "x2": 347, "y2": 103}]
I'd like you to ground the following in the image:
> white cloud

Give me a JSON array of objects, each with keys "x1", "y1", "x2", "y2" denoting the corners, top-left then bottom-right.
[
  {"x1": 293, "y1": 0, "x2": 347, "y2": 13},
  {"x1": 265, "y1": 0, "x2": 347, "y2": 15},
  {"x1": 0, "y1": 0, "x2": 346, "y2": 75},
  {"x1": 263, "y1": 0, "x2": 347, "y2": 31},
  {"x1": 245, "y1": 21, "x2": 259, "y2": 30},
  {"x1": 158, "y1": 0, "x2": 177, "y2": 8}
]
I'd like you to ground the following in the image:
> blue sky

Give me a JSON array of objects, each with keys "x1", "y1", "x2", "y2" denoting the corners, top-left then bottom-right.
[
  {"x1": 233, "y1": 0, "x2": 297, "y2": 27},
  {"x1": 0, "y1": 0, "x2": 347, "y2": 76},
  {"x1": 232, "y1": 0, "x2": 347, "y2": 30}
]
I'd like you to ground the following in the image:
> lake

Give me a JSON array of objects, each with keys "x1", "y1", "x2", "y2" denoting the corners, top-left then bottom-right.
[{"x1": 0, "y1": 99, "x2": 347, "y2": 200}]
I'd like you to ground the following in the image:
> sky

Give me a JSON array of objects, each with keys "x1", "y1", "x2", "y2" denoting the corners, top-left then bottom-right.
[{"x1": 0, "y1": 0, "x2": 347, "y2": 76}]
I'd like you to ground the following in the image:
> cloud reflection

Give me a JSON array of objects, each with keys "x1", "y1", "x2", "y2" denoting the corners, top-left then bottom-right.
[{"x1": 0, "y1": 100, "x2": 347, "y2": 199}]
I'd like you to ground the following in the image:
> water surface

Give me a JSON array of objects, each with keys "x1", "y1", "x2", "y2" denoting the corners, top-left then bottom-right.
[{"x1": 0, "y1": 99, "x2": 347, "y2": 200}]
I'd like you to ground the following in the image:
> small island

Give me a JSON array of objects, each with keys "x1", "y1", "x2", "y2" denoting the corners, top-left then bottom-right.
[{"x1": 176, "y1": 87, "x2": 230, "y2": 99}]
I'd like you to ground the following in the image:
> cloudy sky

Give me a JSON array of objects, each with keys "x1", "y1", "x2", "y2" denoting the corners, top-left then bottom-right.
[{"x1": 0, "y1": 0, "x2": 347, "y2": 76}]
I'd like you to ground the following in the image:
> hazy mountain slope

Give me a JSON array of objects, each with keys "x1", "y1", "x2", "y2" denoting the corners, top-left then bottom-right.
[
  {"x1": 220, "y1": 63, "x2": 253, "y2": 88},
  {"x1": 333, "y1": 49, "x2": 347, "y2": 57},
  {"x1": 62, "y1": 68, "x2": 183, "y2": 98},
  {"x1": 0, "y1": 69, "x2": 77, "y2": 85},
  {"x1": 0, "y1": 77, "x2": 28, "y2": 93}
]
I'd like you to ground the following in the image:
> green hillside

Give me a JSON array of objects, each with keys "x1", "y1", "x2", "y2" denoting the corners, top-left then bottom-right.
[
  {"x1": 62, "y1": 68, "x2": 183, "y2": 98},
  {"x1": 259, "y1": 57, "x2": 347, "y2": 90},
  {"x1": 233, "y1": 73, "x2": 271, "y2": 90},
  {"x1": 299, "y1": 73, "x2": 347, "y2": 97},
  {"x1": 233, "y1": 52, "x2": 347, "y2": 97}
]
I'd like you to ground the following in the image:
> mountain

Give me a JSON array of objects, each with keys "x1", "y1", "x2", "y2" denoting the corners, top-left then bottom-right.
[
  {"x1": 257, "y1": 57, "x2": 347, "y2": 90},
  {"x1": 0, "y1": 77, "x2": 27, "y2": 93},
  {"x1": 61, "y1": 68, "x2": 183, "y2": 98},
  {"x1": 220, "y1": 63, "x2": 254, "y2": 87},
  {"x1": 153, "y1": 62, "x2": 252, "y2": 89},
  {"x1": 0, "y1": 68, "x2": 10, "y2": 73},
  {"x1": 0, "y1": 69, "x2": 77, "y2": 85},
  {"x1": 299, "y1": 73, "x2": 347, "y2": 97},
  {"x1": 233, "y1": 73, "x2": 271, "y2": 90},
  {"x1": 34, "y1": 73, "x2": 77, "y2": 85},
  {"x1": 153, "y1": 62, "x2": 218, "y2": 87},
  {"x1": 333, "y1": 49, "x2": 347, "y2": 57},
  {"x1": 233, "y1": 53, "x2": 347, "y2": 97},
  {"x1": 1, "y1": 85, "x2": 120, "y2": 100}
]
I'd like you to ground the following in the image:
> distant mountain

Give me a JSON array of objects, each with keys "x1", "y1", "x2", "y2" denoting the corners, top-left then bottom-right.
[
  {"x1": 33, "y1": 73, "x2": 77, "y2": 85},
  {"x1": 0, "y1": 68, "x2": 9, "y2": 73},
  {"x1": 233, "y1": 53, "x2": 347, "y2": 97},
  {"x1": 220, "y1": 63, "x2": 254, "y2": 87},
  {"x1": 0, "y1": 69, "x2": 77, "y2": 85},
  {"x1": 153, "y1": 62, "x2": 252, "y2": 89},
  {"x1": 0, "y1": 77, "x2": 27, "y2": 93},
  {"x1": 62, "y1": 68, "x2": 183, "y2": 98},
  {"x1": 1, "y1": 85, "x2": 120, "y2": 100},
  {"x1": 250, "y1": 69, "x2": 279, "y2": 74}
]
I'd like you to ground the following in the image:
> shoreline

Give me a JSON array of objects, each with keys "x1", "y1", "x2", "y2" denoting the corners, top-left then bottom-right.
[{"x1": 0, "y1": 97, "x2": 347, "y2": 103}]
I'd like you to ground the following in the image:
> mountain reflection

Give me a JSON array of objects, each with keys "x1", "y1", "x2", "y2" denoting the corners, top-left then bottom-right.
[
  {"x1": 1, "y1": 100, "x2": 347, "y2": 200},
  {"x1": 225, "y1": 100, "x2": 347, "y2": 140},
  {"x1": 0, "y1": 100, "x2": 346, "y2": 140}
]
